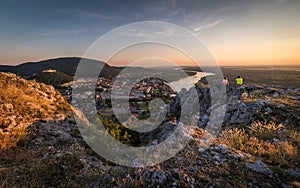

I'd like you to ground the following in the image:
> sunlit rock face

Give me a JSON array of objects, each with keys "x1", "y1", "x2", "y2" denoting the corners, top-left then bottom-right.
[{"x1": 0, "y1": 72, "x2": 72, "y2": 149}]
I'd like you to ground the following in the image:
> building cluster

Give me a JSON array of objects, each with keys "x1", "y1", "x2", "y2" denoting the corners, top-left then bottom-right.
[
  {"x1": 67, "y1": 76, "x2": 174, "y2": 118},
  {"x1": 94, "y1": 76, "x2": 175, "y2": 101},
  {"x1": 58, "y1": 75, "x2": 181, "y2": 127}
]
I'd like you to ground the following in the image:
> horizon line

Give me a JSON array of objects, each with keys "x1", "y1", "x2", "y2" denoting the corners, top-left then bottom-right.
[{"x1": 1, "y1": 56, "x2": 299, "y2": 67}]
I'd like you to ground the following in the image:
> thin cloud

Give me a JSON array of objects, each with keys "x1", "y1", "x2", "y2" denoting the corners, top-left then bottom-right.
[
  {"x1": 155, "y1": 29, "x2": 175, "y2": 37},
  {"x1": 80, "y1": 11, "x2": 120, "y2": 20},
  {"x1": 35, "y1": 29, "x2": 82, "y2": 37},
  {"x1": 193, "y1": 19, "x2": 222, "y2": 33},
  {"x1": 0, "y1": 19, "x2": 16, "y2": 26},
  {"x1": 118, "y1": 29, "x2": 155, "y2": 39},
  {"x1": 218, "y1": 6, "x2": 236, "y2": 13},
  {"x1": 143, "y1": 0, "x2": 177, "y2": 14},
  {"x1": 132, "y1": 11, "x2": 142, "y2": 19},
  {"x1": 169, "y1": 0, "x2": 177, "y2": 9}
]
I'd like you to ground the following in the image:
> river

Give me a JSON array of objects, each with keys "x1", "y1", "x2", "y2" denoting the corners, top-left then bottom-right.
[{"x1": 169, "y1": 71, "x2": 214, "y2": 91}]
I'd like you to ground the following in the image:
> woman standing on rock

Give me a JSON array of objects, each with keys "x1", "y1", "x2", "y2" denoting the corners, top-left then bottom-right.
[{"x1": 222, "y1": 77, "x2": 229, "y2": 86}]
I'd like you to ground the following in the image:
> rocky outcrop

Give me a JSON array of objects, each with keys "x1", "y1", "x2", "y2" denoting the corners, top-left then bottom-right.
[
  {"x1": 0, "y1": 72, "x2": 72, "y2": 149},
  {"x1": 168, "y1": 84, "x2": 300, "y2": 129},
  {"x1": 246, "y1": 160, "x2": 276, "y2": 178}
]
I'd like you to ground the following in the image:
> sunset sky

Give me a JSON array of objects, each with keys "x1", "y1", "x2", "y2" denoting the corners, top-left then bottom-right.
[{"x1": 0, "y1": 0, "x2": 299, "y2": 66}]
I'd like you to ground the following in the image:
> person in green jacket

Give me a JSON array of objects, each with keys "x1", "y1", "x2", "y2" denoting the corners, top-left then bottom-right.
[{"x1": 236, "y1": 76, "x2": 243, "y2": 86}]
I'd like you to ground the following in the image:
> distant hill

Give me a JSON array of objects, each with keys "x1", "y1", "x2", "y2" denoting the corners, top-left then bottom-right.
[
  {"x1": 0, "y1": 57, "x2": 121, "y2": 78},
  {"x1": 0, "y1": 57, "x2": 198, "y2": 87},
  {"x1": 29, "y1": 71, "x2": 73, "y2": 87}
]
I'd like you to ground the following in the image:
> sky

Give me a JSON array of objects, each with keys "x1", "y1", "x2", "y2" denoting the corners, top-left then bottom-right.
[{"x1": 0, "y1": 0, "x2": 300, "y2": 66}]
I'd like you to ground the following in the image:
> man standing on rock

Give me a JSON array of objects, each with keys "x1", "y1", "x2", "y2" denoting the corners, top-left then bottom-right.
[{"x1": 236, "y1": 76, "x2": 243, "y2": 86}]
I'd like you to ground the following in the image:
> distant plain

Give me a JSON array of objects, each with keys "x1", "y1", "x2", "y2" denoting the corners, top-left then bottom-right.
[{"x1": 184, "y1": 65, "x2": 300, "y2": 88}]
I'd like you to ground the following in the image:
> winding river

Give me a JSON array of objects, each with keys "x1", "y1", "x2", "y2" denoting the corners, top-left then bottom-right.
[{"x1": 169, "y1": 71, "x2": 214, "y2": 91}]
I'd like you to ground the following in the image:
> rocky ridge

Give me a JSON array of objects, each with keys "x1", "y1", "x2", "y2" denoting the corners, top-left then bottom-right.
[{"x1": 0, "y1": 72, "x2": 299, "y2": 187}]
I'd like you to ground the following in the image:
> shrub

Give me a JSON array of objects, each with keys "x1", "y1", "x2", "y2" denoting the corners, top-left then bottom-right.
[
  {"x1": 102, "y1": 118, "x2": 140, "y2": 145},
  {"x1": 248, "y1": 121, "x2": 283, "y2": 140}
]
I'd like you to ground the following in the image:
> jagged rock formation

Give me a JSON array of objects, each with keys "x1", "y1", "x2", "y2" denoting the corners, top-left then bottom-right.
[{"x1": 168, "y1": 84, "x2": 300, "y2": 129}]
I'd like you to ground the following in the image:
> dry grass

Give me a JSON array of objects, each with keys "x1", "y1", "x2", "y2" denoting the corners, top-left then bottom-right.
[
  {"x1": 248, "y1": 121, "x2": 283, "y2": 140},
  {"x1": 219, "y1": 121, "x2": 299, "y2": 167},
  {"x1": 0, "y1": 126, "x2": 27, "y2": 150},
  {"x1": 0, "y1": 73, "x2": 72, "y2": 149}
]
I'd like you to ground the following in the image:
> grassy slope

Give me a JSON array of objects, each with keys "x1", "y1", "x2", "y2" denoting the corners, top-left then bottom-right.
[{"x1": 0, "y1": 72, "x2": 72, "y2": 149}]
